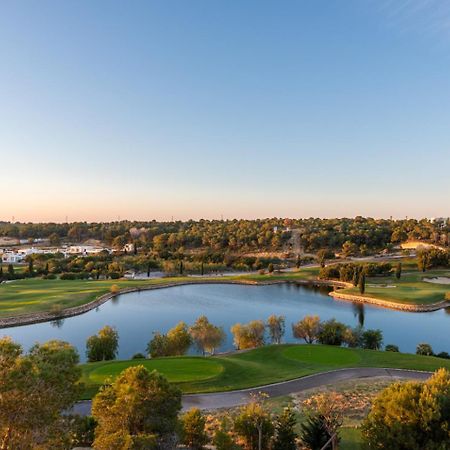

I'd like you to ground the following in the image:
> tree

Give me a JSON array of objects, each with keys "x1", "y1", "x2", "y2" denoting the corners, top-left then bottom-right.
[
  {"x1": 343, "y1": 326, "x2": 363, "y2": 348},
  {"x1": 48, "y1": 232, "x2": 61, "y2": 246},
  {"x1": 147, "y1": 332, "x2": 171, "y2": 358},
  {"x1": 266, "y1": 315, "x2": 285, "y2": 345},
  {"x1": 417, "y1": 249, "x2": 431, "y2": 272},
  {"x1": 300, "y1": 392, "x2": 343, "y2": 450},
  {"x1": 416, "y1": 342, "x2": 434, "y2": 356},
  {"x1": 0, "y1": 337, "x2": 81, "y2": 449},
  {"x1": 358, "y1": 271, "x2": 366, "y2": 294},
  {"x1": 231, "y1": 320, "x2": 265, "y2": 350},
  {"x1": 361, "y1": 368, "x2": 450, "y2": 449},
  {"x1": 268, "y1": 263, "x2": 274, "y2": 273},
  {"x1": 189, "y1": 316, "x2": 225, "y2": 355},
  {"x1": 362, "y1": 329, "x2": 383, "y2": 350},
  {"x1": 166, "y1": 321, "x2": 192, "y2": 355},
  {"x1": 292, "y1": 315, "x2": 321, "y2": 344},
  {"x1": 86, "y1": 325, "x2": 119, "y2": 362},
  {"x1": 7, "y1": 264, "x2": 14, "y2": 277},
  {"x1": 180, "y1": 408, "x2": 208, "y2": 450},
  {"x1": 272, "y1": 407, "x2": 297, "y2": 450},
  {"x1": 148, "y1": 322, "x2": 192, "y2": 358},
  {"x1": 317, "y1": 319, "x2": 346, "y2": 346},
  {"x1": 233, "y1": 396, "x2": 274, "y2": 450},
  {"x1": 92, "y1": 366, "x2": 182, "y2": 450},
  {"x1": 395, "y1": 262, "x2": 402, "y2": 280}
]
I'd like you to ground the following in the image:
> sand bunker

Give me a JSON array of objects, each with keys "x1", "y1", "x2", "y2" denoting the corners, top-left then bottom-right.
[{"x1": 423, "y1": 277, "x2": 450, "y2": 285}]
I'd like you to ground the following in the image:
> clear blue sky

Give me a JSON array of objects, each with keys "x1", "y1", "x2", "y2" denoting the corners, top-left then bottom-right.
[{"x1": 1, "y1": 0, "x2": 449, "y2": 221}]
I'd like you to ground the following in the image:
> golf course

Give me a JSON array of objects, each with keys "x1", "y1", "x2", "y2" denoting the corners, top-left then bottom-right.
[
  {"x1": 80, "y1": 344, "x2": 450, "y2": 399},
  {"x1": 0, "y1": 264, "x2": 448, "y2": 322}
]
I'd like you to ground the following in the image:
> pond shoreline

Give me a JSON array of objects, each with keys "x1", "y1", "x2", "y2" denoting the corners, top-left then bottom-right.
[
  {"x1": 329, "y1": 290, "x2": 449, "y2": 312},
  {"x1": 0, "y1": 277, "x2": 448, "y2": 328}
]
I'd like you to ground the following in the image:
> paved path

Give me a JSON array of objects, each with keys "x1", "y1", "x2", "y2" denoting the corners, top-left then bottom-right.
[{"x1": 71, "y1": 367, "x2": 432, "y2": 416}]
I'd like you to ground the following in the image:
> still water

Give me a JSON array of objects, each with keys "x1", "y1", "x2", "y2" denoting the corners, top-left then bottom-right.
[{"x1": 2, "y1": 283, "x2": 449, "y2": 361}]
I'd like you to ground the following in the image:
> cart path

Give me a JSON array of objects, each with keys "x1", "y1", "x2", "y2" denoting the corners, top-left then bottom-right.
[{"x1": 71, "y1": 367, "x2": 432, "y2": 416}]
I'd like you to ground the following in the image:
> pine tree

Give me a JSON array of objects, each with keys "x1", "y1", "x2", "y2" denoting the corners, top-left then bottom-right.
[
  {"x1": 358, "y1": 271, "x2": 366, "y2": 295},
  {"x1": 272, "y1": 407, "x2": 298, "y2": 450},
  {"x1": 395, "y1": 262, "x2": 402, "y2": 280}
]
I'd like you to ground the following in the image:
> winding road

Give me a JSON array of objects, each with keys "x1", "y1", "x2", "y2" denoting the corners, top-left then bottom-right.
[{"x1": 72, "y1": 367, "x2": 432, "y2": 416}]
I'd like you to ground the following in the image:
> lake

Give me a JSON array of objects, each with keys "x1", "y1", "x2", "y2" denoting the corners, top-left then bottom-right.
[{"x1": 2, "y1": 283, "x2": 449, "y2": 361}]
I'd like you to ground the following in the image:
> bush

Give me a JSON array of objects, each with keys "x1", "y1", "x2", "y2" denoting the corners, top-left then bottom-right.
[
  {"x1": 436, "y1": 351, "x2": 450, "y2": 359},
  {"x1": 416, "y1": 342, "x2": 434, "y2": 356},
  {"x1": 69, "y1": 415, "x2": 97, "y2": 448},
  {"x1": 110, "y1": 284, "x2": 120, "y2": 294},
  {"x1": 42, "y1": 273, "x2": 57, "y2": 280},
  {"x1": 180, "y1": 408, "x2": 208, "y2": 450},
  {"x1": 109, "y1": 271, "x2": 121, "y2": 279},
  {"x1": 132, "y1": 353, "x2": 146, "y2": 359},
  {"x1": 385, "y1": 344, "x2": 399, "y2": 352},
  {"x1": 361, "y1": 369, "x2": 450, "y2": 449},
  {"x1": 60, "y1": 272, "x2": 77, "y2": 280}
]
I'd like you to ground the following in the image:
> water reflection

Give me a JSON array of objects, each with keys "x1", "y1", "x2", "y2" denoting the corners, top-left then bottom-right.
[{"x1": 2, "y1": 283, "x2": 449, "y2": 361}]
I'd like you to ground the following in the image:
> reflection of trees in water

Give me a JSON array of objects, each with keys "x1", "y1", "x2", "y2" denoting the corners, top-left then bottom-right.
[
  {"x1": 111, "y1": 295, "x2": 120, "y2": 304},
  {"x1": 50, "y1": 318, "x2": 65, "y2": 328},
  {"x1": 291, "y1": 283, "x2": 332, "y2": 296},
  {"x1": 445, "y1": 307, "x2": 450, "y2": 315},
  {"x1": 352, "y1": 303, "x2": 365, "y2": 328}
]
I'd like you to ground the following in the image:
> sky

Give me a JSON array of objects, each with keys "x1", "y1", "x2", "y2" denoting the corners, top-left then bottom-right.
[{"x1": 0, "y1": 0, "x2": 449, "y2": 222}]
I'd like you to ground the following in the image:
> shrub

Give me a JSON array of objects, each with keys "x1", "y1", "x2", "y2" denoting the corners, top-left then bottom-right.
[
  {"x1": 180, "y1": 408, "x2": 208, "y2": 450},
  {"x1": 436, "y1": 351, "x2": 450, "y2": 359},
  {"x1": 385, "y1": 344, "x2": 399, "y2": 352},
  {"x1": 109, "y1": 271, "x2": 121, "y2": 279},
  {"x1": 42, "y1": 273, "x2": 57, "y2": 280},
  {"x1": 132, "y1": 353, "x2": 146, "y2": 359},
  {"x1": 361, "y1": 369, "x2": 450, "y2": 449},
  {"x1": 416, "y1": 342, "x2": 434, "y2": 356},
  {"x1": 110, "y1": 284, "x2": 120, "y2": 294}
]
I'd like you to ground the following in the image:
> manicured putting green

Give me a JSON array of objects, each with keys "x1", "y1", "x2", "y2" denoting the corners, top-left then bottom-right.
[
  {"x1": 283, "y1": 345, "x2": 361, "y2": 365},
  {"x1": 85, "y1": 357, "x2": 224, "y2": 385}
]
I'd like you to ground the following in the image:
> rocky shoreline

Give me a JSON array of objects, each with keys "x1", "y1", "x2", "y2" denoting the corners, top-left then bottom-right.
[{"x1": 329, "y1": 290, "x2": 449, "y2": 312}]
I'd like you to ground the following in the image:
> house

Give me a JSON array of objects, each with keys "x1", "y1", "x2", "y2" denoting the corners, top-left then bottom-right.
[{"x1": 1, "y1": 251, "x2": 25, "y2": 264}]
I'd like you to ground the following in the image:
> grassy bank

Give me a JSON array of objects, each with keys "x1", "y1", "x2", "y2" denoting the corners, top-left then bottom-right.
[
  {"x1": 339, "y1": 268, "x2": 450, "y2": 305},
  {"x1": 0, "y1": 269, "x2": 319, "y2": 318},
  {"x1": 80, "y1": 344, "x2": 450, "y2": 399}
]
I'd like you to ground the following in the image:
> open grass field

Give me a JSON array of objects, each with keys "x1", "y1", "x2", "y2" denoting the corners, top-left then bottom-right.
[
  {"x1": 340, "y1": 268, "x2": 450, "y2": 305},
  {"x1": 0, "y1": 269, "x2": 319, "y2": 318},
  {"x1": 80, "y1": 344, "x2": 450, "y2": 399}
]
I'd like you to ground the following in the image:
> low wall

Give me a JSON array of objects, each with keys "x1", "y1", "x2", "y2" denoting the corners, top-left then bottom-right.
[{"x1": 329, "y1": 290, "x2": 449, "y2": 312}]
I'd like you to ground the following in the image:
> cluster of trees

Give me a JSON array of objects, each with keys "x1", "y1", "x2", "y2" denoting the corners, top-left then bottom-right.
[
  {"x1": 292, "y1": 316, "x2": 384, "y2": 350},
  {"x1": 416, "y1": 342, "x2": 450, "y2": 359},
  {"x1": 1, "y1": 217, "x2": 448, "y2": 259},
  {"x1": 91, "y1": 367, "x2": 341, "y2": 450},
  {"x1": 361, "y1": 368, "x2": 450, "y2": 449},
  {"x1": 417, "y1": 247, "x2": 450, "y2": 271},
  {"x1": 148, "y1": 317, "x2": 225, "y2": 358},
  {"x1": 319, "y1": 262, "x2": 393, "y2": 283}
]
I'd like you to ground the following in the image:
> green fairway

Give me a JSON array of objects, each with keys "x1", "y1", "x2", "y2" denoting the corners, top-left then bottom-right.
[
  {"x1": 340, "y1": 268, "x2": 450, "y2": 305},
  {"x1": 80, "y1": 344, "x2": 450, "y2": 399},
  {"x1": 0, "y1": 270, "x2": 318, "y2": 318}
]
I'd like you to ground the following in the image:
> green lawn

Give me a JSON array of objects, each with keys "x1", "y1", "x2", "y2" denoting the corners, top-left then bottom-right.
[
  {"x1": 0, "y1": 270, "x2": 319, "y2": 318},
  {"x1": 340, "y1": 268, "x2": 450, "y2": 305},
  {"x1": 80, "y1": 344, "x2": 450, "y2": 399}
]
